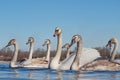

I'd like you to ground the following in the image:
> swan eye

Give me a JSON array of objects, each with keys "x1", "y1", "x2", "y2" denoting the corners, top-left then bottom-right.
[
  {"x1": 108, "y1": 40, "x2": 111, "y2": 43},
  {"x1": 11, "y1": 39, "x2": 16, "y2": 44},
  {"x1": 55, "y1": 30, "x2": 59, "y2": 32},
  {"x1": 29, "y1": 39, "x2": 31, "y2": 42}
]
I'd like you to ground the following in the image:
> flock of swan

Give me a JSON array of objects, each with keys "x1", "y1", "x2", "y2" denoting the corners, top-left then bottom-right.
[{"x1": 3, "y1": 27, "x2": 120, "y2": 71}]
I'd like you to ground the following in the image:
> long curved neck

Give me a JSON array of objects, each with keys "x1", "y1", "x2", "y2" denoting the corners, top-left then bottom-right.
[
  {"x1": 110, "y1": 42, "x2": 118, "y2": 61},
  {"x1": 66, "y1": 48, "x2": 70, "y2": 58},
  {"x1": 54, "y1": 33, "x2": 62, "y2": 62},
  {"x1": 52, "y1": 33, "x2": 62, "y2": 63},
  {"x1": 71, "y1": 40, "x2": 82, "y2": 70},
  {"x1": 28, "y1": 42, "x2": 34, "y2": 60},
  {"x1": 46, "y1": 44, "x2": 50, "y2": 61},
  {"x1": 11, "y1": 43, "x2": 19, "y2": 66}
]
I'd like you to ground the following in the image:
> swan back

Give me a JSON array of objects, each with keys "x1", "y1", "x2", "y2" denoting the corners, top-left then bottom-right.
[{"x1": 80, "y1": 48, "x2": 100, "y2": 67}]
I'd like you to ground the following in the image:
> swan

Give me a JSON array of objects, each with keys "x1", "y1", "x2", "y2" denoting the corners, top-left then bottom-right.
[
  {"x1": 81, "y1": 38, "x2": 120, "y2": 71},
  {"x1": 69, "y1": 35, "x2": 100, "y2": 71},
  {"x1": 49, "y1": 27, "x2": 62, "y2": 70},
  {"x1": 20, "y1": 37, "x2": 34, "y2": 66},
  {"x1": 42, "y1": 39, "x2": 51, "y2": 62},
  {"x1": 5, "y1": 39, "x2": 21, "y2": 68},
  {"x1": 106, "y1": 38, "x2": 119, "y2": 61},
  {"x1": 62, "y1": 43, "x2": 71, "y2": 58}
]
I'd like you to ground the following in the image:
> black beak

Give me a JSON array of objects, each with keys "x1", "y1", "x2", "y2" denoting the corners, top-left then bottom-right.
[
  {"x1": 26, "y1": 42, "x2": 29, "y2": 45},
  {"x1": 42, "y1": 44, "x2": 45, "y2": 46},
  {"x1": 5, "y1": 44, "x2": 10, "y2": 47}
]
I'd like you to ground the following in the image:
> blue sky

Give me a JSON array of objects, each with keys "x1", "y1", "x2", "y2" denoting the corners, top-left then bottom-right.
[{"x1": 0, "y1": 0, "x2": 120, "y2": 51}]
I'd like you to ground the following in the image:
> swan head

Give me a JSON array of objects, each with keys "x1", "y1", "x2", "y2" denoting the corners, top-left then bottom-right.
[
  {"x1": 6, "y1": 39, "x2": 17, "y2": 47},
  {"x1": 106, "y1": 38, "x2": 118, "y2": 48},
  {"x1": 42, "y1": 39, "x2": 51, "y2": 46},
  {"x1": 70, "y1": 35, "x2": 82, "y2": 47},
  {"x1": 62, "y1": 43, "x2": 70, "y2": 49},
  {"x1": 53, "y1": 27, "x2": 62, "y2": 37},
  {"x1": 26, "y1": 37, "x2": 34, "y2": 45}
]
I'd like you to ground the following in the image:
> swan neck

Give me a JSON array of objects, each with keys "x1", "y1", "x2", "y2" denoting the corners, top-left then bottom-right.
[
  {"x1": 54, "y1": 33, "x2": 62, "y2": 61},
  {"x1": 111, "y1": 42, "x2": 118, "y2": 60},
  {"x1": 71, "y1": 40, "x2": 82, "y2": 70},
  {"x1": 66, "y1": 48, "x2": 70, "y2": 58},
  {"x1": 28, "y1": 42, "x2": 34, "y2": 60},
  {"x1": 46, "y1": 44, "x2": 50, "y2": 61},
  {"x1": 11, "y1": 43, "x2": 19, "y2": 65}
]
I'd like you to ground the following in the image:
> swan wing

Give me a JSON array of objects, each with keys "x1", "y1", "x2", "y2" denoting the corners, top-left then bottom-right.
[
  {"x1": 59, "y1": 53, "x2": 76, "y2": 70},
  {"x1": 79, "y1": 48, "x2": 100, "y2": 68}
]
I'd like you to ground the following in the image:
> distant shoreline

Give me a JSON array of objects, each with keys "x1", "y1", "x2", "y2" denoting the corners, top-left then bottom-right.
[{"x1": 0, "y1": 61, "x2": 10, "y2": 63}]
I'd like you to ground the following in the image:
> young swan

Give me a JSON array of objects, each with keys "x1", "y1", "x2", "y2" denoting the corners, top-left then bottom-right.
[
  {"x1": 62, "y1": 43, "x2": 71, "y2": 58},
  {"x1": 69, "y1": 35, "x2": 100, "y2": 71},
  {"x1": 42, "y1": 39, "x2": 51, "y2": 62},
  {"x1": 81, "y1": 38, "x2": 120, "y2": 71},
  {"x1": 5, "y1": 39, "x2": 21, "y2": 68}
]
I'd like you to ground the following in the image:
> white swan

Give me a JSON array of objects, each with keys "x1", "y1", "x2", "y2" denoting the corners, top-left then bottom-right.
[
  {"x1": 69, "y1": 35, "x2": 100, "y2": 71},
  {"x1": 62, "y1": 43, "x2": 71, "y2": 58},
  {"x1": 42, "y1": 39, "x2": 51, "y2": 62},
  {"x1": 81, "y1": 38, "x2": 120, "y2": 71},
  {"x1": 5, "y1": 39, "x2": 21, "y2": 68},
  {"x1": 49, "y1": 27, "x2": 62, "y2": 70}
]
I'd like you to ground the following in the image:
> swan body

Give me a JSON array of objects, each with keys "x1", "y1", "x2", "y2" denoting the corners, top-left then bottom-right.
[
  {"x1": 81, "y1": 59, "x2": 120, "y2": 71},
  {"x1": 81, "y1": 38, "x2": 120, "y2": 71},
  {"x1": 59, "y1": 48, "x2": 100, "y2": 70}
]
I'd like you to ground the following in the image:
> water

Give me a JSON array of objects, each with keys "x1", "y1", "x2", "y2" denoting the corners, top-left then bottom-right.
[{"x1": 0, "y1": 63, "x2": 120, "y2": 80}]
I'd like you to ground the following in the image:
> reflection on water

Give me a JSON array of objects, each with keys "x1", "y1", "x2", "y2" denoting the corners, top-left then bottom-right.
[
  {"x1": 28, "y1": 70, "x2": 34, "y2": 78},
  {"x1": 0, "y1": 63, "x2": 120, "y2": 80},
  {"x1": 13, "y1": 69, "x2": 18, "y2": 78}
]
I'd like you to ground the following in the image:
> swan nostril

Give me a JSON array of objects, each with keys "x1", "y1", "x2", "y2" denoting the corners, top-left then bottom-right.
[{"x1": 53, "y1": 35, "x2": 56, "y2": 37}]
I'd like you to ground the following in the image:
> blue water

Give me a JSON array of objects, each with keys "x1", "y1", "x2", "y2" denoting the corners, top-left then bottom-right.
[{"x1": 0, "y1": 63, "x2": 120, "y2": 80}]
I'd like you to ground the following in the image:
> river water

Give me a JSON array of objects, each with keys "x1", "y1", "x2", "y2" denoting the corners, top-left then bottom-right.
[{"x1": 0, "y1": 63, "x2": 120, "y2": 80}]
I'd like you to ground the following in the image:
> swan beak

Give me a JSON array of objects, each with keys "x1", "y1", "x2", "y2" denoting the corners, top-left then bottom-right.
[
  {"x1": 26, "y1": 42, "x2": 30, "y2": 45},
  {"x1": 69, "y1": 39, "x2": 75, "y2": 47},
  {"x1": 106, "y1": 41, "x2": 112, "y2": 48},
  {"x1": 42, "y1": 44, "x2": 45, "y2": 46},
  {"x1": 53, "y1": 34, "x2": 56, "y2": 37},
  {"x1": 53, "y1": 31, "x2": 59, "y2": 37}
]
